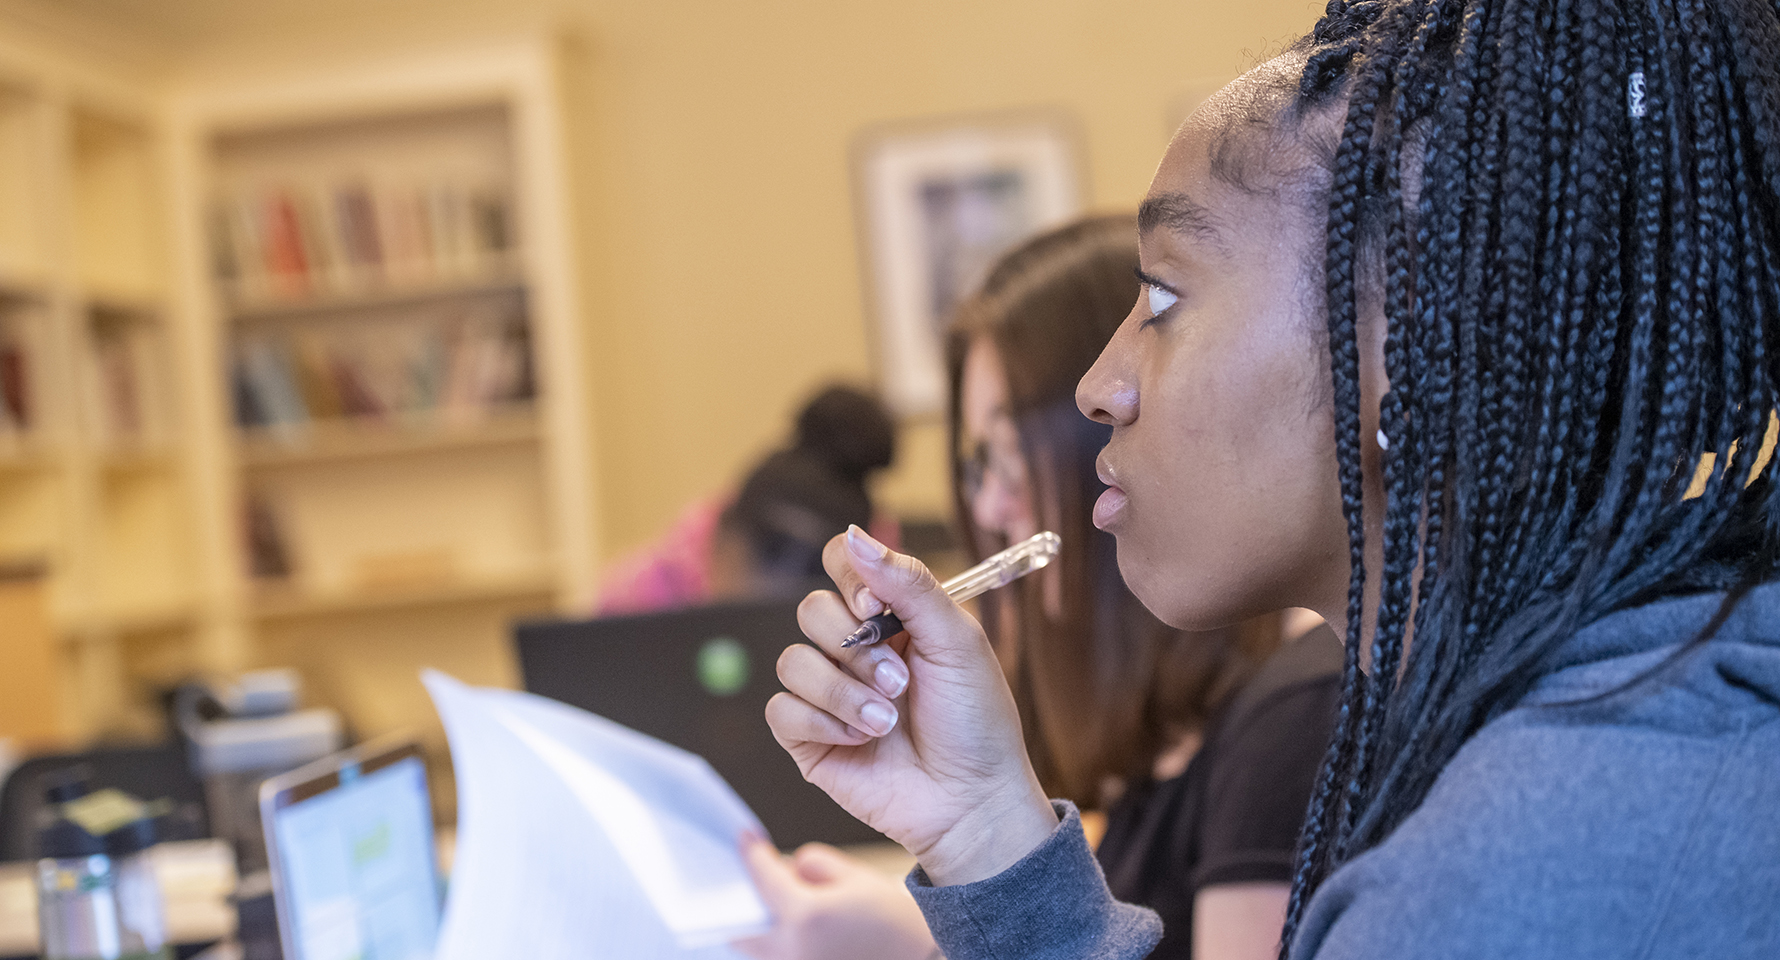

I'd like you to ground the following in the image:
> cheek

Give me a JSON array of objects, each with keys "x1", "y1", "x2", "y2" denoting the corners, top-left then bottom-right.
[
  {"x1": 1120, "y1": 313, "x2": 1338, "y2": 626},
  {"x1": 971, "y1": 478, "x2": 1037, "y2": 539}
]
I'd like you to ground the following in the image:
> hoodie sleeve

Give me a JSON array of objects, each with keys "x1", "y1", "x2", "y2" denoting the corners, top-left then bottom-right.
[{"x1": 906, "y1": 802, "x2": 1164, "y2": 960}]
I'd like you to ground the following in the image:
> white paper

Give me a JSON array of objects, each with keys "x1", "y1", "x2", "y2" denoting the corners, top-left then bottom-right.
[{"x1": 422, "y1": 670, "x2": 769, "y2": 959}]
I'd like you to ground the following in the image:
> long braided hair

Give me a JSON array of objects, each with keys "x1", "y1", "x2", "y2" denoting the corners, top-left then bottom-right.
[{"x1": 1261, "y1": 0, "x2": 1780, "y2": 949}]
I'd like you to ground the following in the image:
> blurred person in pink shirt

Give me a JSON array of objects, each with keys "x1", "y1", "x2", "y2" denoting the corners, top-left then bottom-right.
[{"x1": 595, "y1": 384, "x2": 899, "y2": 614}]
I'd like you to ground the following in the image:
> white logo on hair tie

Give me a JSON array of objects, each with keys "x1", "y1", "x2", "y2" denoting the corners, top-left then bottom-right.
[{"x1": 1628, "y1": 71, "x2": 1648, "y2": 118}]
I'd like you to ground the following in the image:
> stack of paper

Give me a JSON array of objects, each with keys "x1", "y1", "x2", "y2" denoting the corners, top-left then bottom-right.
[{"x1": 422, "y1": 671, "x2": 770, "y2": 959}]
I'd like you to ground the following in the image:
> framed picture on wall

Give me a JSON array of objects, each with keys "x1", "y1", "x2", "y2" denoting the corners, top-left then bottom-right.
[{"x1": 853, "y1": 111, "x2": 1084, "y2": 418}]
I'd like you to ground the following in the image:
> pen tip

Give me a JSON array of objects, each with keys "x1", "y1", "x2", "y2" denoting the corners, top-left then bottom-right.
[{"x1": 841, "y1": 623, "x2": 875, "y2": 648}]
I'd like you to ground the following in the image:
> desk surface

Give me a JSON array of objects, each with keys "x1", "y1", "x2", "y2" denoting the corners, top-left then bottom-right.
[{"x1": 0, "y1": 836, "x2": 914, "y2": 958}]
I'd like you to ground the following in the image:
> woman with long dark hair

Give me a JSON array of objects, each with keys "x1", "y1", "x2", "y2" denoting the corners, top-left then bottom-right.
[{"x1": 764, "y1": 1, "x2": 1780, "y2": 957}]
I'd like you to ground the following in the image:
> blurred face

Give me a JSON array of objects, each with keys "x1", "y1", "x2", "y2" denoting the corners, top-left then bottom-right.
[
  {"x1": 1076, "y1": 61, "x2": 1363, "y2": 633},
  {"x1": 959, "y1": 337, "x2": 1039, "y2": 546}
]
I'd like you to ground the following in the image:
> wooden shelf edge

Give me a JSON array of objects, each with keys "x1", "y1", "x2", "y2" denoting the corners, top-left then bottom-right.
[
  {"x1": 100, "y1": 604, "x2": 198, "y2": 635},
  {"x1": 238, "y1": 407, "x2": 540, "y2": 467},
  {"x1": 99, "y1": 447, "x2": 179, "y2": 473},
  {"x1": 55, "y1": 602, "x2": 199, "y2": 640},
  {"x1": 251, "y1": 571, "x2": 558, "y2": 621},
  {"x1": 0, "y1": 261, "x2": 51, "y2": 301},
  {"x1": 225, "y1": 266, "x2": 526, "y2": 321},
  {"x1": 0, "y1": 444, "x2": 62, "y2": 471},
  {"x1": 83, "y1": 285, "x2": 167, "y2": 317}
]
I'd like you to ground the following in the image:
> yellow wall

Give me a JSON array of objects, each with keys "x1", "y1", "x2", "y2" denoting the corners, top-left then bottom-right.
[
  {"x1": 7, "y1": 0, "x2": 1324, "y2": 557},
  {"x1": 560, "y1": 0, "x2": 1323, "y2": 553}
]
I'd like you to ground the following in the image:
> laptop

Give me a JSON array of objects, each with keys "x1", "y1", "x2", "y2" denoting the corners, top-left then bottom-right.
[
  {"x1": 515, "y1": 598, "x2": 887, "y2": 848},
  {"x1": 259, "y1": 739, "x2": 442, "y2": 960}
]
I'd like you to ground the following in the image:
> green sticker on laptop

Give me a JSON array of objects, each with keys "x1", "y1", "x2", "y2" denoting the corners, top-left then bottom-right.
[{"x1": 697, "y1": 636, "x2": 750, "y2": 696}]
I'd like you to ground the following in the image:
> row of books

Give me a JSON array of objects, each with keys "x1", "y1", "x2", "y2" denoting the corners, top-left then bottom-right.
[
  {"x1": 231, "y1": 311, "x2": 534, "y2": 431},
  {"x1": 90, "y1": 321, "x2": 174, "y2": 447},
  {"x1": 244, "y1": 493, "x2": 292, "y2": 580},
  {"x1": 212, "y1": 179, "x2": 516, "y2": 303},
  {"x1": 0, "y1": 328, "x2": 30, "y2": 436},
  {"x1": 0, "y1": 321, "x2": 171, "y2": 446}
]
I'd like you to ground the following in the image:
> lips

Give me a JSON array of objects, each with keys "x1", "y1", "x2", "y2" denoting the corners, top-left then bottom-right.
[{"x1": 1094, "y1": 454, "x2": 1129, "y2": 530}]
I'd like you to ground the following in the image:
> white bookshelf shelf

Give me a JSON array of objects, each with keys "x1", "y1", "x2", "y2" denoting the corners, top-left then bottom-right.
[
  {"x1": 86, "y1": 288, "x2": 165, "y2": 319},
  {"x1": 225, "y1": 266, "x2": 526, "y2": 323},
  {"x1": 0, "y1": 85, "x2": 45, "y2": 290},
  {"x1": 0, "y1": 440, "x2": 60, "y2": 470},
  {"x1": 0, "y1": 263, "x2": 50, "y2": 301},
  {"x1": 0, "y1": 39, "x2": 199, "y2": 743},
  {"x1": 70, "y1": 108, "x2": 165, "y2": 302},
  {"x1": 95, "y1": 601, "x2": 198, "y2": 637},
  {"x1": 250, "y1": 568, "x2": 556, "y2": 622},
  {"x1": 98, "y1": 447, "x2": 178, "y2": 473},
  {"x1": 238, "y1": 406, "x2": 540, "y2": 468}
]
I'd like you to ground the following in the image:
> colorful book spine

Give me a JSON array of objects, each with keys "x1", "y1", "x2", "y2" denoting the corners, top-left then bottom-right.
[
  {"x1": 262, "y1": 192, "x2": 310, "y2": 295},
  {"x1": 214, "y1": 178, "x2": 516, "y2": 303},
  {"x1": 0, "y1": 338, "x2": 29, "y2": 433},
  {"x1": 230, "y1": 305, "x2": 536, "y2": 436}
]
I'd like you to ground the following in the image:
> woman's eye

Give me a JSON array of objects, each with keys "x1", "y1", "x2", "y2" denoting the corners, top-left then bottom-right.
[{"x1": 1147, "y1": 284, "x2": 1178, "y2": 316}]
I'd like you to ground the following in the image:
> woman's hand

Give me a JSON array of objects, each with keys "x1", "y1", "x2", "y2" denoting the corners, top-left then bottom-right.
[
  {"x1": 766, "y1": 525, "x2": 1057, "y2": 886},
  {"x1": 732, "y1": 838, "x2": 937, "y2": 960}
]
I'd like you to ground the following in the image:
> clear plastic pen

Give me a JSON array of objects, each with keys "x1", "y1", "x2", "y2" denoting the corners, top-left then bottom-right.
[{"x1": 840, "y1": 531, "x2": 1062, "y2": 648}]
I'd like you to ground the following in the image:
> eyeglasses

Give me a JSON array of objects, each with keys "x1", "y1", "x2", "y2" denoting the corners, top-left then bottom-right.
[{"x1": 959, "y1": 426, "x2": 1028, "y2": 503}]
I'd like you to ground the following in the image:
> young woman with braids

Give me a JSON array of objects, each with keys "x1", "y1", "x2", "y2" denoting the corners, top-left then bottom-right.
[
  {"x1": 741, "y1": 217, "x2": 1339, "y2": 960},
  {"x1": 765, "y1": 0, "x2": 1780, "y2": 956}
]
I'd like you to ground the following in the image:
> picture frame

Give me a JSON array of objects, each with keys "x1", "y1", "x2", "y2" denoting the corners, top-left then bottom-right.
[{"x1": 853, "y1": 111, "x2": 1085, "y2": 418}]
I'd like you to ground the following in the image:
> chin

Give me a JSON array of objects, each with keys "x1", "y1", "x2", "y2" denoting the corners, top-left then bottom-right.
[
  {"x1": 1115, "y1": 543, "x2": 1251, "y2": 633},
  {"x1": 1116, "y1": 543, "x2": 1190, "y2": 628}
]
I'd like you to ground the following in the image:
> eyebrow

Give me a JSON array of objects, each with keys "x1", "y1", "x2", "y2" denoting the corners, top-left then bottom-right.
[{"x1": 1137, "y1": 192, "x2": 1227, "y2": 253}]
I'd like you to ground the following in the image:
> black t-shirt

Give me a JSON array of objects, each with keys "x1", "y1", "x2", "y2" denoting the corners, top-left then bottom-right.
[{"x1": 1094, "y1": 626, "x2": 1343, "y2": 959}]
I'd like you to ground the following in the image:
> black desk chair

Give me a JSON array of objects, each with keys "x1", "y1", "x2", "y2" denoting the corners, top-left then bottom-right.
[
  {"x1": 0, "y1": 744, "x2": 217, "y2": 960},
  {"x1": 0, "y1": 742, "x2": 209, "y2": 862}
]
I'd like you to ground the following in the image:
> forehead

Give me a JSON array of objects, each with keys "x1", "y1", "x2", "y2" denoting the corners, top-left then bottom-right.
[{"x1": 1146, "y1": 56, "x2": 1323, "y2": 237}]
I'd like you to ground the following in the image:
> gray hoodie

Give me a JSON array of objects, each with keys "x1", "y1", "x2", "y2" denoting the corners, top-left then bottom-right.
[{"x1": 908, "y1": 583, "x2": 1780, "y2": 959}]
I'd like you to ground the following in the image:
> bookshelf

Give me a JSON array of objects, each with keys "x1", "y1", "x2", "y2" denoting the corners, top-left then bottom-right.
[
  {"x1": 71, "y1": 110, "x2": 166, "y2": 303},
  {"x1": 0, "y1": 28, "x2": 598, "y2": 776},
  {"x1": 0, "y1": 37, "x2": 202, "y2": 745},
  {"x1": 165, "y1": 37, "x2": 599, "y2": 768},
  {"x1": 0, "y1": 84, "x2": 48, "y2": 291}
]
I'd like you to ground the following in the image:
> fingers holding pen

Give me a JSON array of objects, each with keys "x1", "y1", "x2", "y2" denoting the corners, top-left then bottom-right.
[
  {"x1": 774, "y1": 644, "x2": 899, "y2": 739},
  {"x1": 764, "y1": 691, "x2": 872, "y2": 755},
  {"x1": 825, "y1": 525, "x2": 985, "y2": 665},
  {"x1": 821, "y1": 530, "x2": 889, "y2": 624},
  {"x1": 796, "y1": 590, "x2": 909, "y2": 699}
]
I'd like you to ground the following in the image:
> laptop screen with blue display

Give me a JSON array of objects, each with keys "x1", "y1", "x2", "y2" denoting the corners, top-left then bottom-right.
[{"x1": 261, "y1": 742, "x2": 441, "y2": 960}]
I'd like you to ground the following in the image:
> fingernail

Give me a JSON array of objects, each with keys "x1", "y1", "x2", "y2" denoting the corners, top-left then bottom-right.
[
  {"x1": 846, "y1": 524, "x2": 890, "y2": 563},
  {"x1": 855, "y1": 586, "x2": 883, "y2": 617},
  {"x1": 859, "y1": 701, "x2": 897, "y2": 736},
  {"x1": 874, "y1": 657, "x2": 908, "y2": 698}
]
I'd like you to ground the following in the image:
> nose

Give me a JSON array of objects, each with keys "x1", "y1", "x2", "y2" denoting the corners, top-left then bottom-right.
[{"x1": 1077, "y1": 322, "x2": 1138, "y2": 427}]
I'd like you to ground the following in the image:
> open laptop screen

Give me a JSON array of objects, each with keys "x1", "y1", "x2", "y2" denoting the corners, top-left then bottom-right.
[{"x1": 261, "y1": 742, "x2": 441, "y2": 960}]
